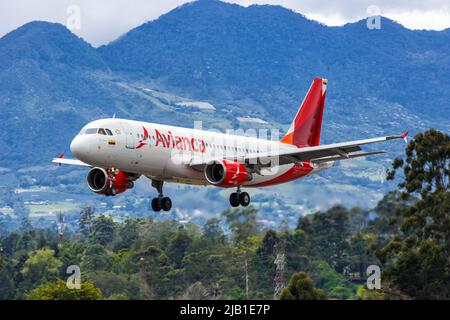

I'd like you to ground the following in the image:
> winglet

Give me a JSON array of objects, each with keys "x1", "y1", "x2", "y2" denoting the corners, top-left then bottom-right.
[
  {"x1": 401, "y1": 131, "x2": 409, "y2": 143},
  {"x1": 57, "y1": 153, "x2": 65, "y2": 159}
]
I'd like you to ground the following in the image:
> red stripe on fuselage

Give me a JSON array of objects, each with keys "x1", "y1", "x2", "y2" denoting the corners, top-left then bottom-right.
[{"x1": 248, "y1": 163, "x2": 313, "y2": 187}]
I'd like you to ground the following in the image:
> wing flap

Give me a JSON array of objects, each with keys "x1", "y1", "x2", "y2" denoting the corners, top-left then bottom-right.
[{"x1": 311, "y1": 151, "x2": 387, "y2": 164}]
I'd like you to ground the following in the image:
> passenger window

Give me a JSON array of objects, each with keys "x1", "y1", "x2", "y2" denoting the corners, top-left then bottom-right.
[
  {"x1": 105, "y1": 129, "x2": 113, "y2": 136},
  {"x1": 85, "y1": 128, "x2": 98, "y2": 134}
]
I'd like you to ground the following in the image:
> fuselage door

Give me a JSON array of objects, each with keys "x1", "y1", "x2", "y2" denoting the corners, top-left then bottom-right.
[{"x1": 122, "y1": 123, "x2": 136, "y2": 149}]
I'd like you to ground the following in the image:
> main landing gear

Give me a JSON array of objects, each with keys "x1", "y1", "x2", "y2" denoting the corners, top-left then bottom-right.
[
  {"x1": 229, "y1": 186, "x2": 250, "y2": 208},
  {"x1": 151, "y1": 180, "x2": 172, "y2": 212}
]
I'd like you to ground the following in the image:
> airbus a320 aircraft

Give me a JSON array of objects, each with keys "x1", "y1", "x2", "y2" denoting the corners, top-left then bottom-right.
[{"x1": 53, "y1": 78, "x2": 408, "y2": 211}]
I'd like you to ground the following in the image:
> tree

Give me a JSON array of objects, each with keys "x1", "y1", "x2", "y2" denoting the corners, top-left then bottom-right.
[
  {"x1": 367, "y1": 191, "x2": 410, "y2": 236},
  {"x1": 81, "y1": 244, "x2": 112, "y2": 272},
  {"x1": 182, "y1": 251, "x2": 226, "y2": 286},
  {"x1": 252, "y1": 230, "x2": 279, "y2": 297},
  {"x1": 58, "y1": 242, "x2": 86, "y2": 277},
  {"x1": 0, "y1": 268, "x2": 15, "y2": 299},
  {"x1": 17, "y1": 231, "x2": 36, "y2": 251},
  {"x1": 378, "y1": 129, "x2": 450, "y2": 299},
  {"x1": 166, "y1": 229, "x2": 192, "y2": 268},
  {"x1": 279, "y1": 272, "x2": 326, "y2": 300},
  {"x1": 79, "y1": 207, "x2": 94, "y2": 238},
  {"x1": 21, "y1": 248, "x2": 62, "y2": 286},
  {"x1": 1, "y1": 232, "x2": 20, "y2": 256},
  {"x1": 134, "y1": 245, "x2": 180, "y2": 299},
  {"x1": 181, "y1": 281, "x2": 209, "y2": 300},
  {"x1": 297, "y1": 206, "x2": 350, "y2": 272},
  {"x1": 12, "y1": 198, "x2": 31, "y2": 231},
  {"x1": 387, "y1": 129, "x2": 449, "y2": 197},
  {"x1": 313, "y1": 260, "x2": 357, "y2": 299},
  {"x1": 115, "y1": 218, "x2": 139, "y2": 250},
  {"x1": 26, "y1": 279, "x2": 102, "y2": 300},
  {"x1": 85, "y1": 271, "x2": 133, "y2": 299},
  {"x1": 377, "y1": 196, "x2": 450, "y2": 299},
  {"x1": 357, "y1": 286, "x2": 384, "y2": 300},
  {"x1": 222, "y1": 207, "x2": 259, "y2": 246},
  {"x1": 202, "y1": 218, "x2": 226, "y2": 244},
  {"x1": 89, "y1": 215, "x2": 117, "y2": 246}
]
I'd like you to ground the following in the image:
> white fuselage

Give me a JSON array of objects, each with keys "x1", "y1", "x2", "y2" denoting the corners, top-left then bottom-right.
[{"x1": 70, "y1": 118, "x2": 330, "y2": 187}]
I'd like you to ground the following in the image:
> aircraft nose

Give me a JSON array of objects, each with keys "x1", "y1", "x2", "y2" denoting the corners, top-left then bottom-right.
[{"x1": 70, "y1": 136, "x2": 84, "y2": 159}]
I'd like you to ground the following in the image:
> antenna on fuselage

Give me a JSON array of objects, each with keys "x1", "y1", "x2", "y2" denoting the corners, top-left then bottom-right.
[{"x1": 112, "y1": 113, "x2": 116, "y2": 119}]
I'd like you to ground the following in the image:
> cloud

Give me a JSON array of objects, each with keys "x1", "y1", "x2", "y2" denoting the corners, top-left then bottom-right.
[
  {"x1": 226, "y1": 0, "x2": 450, "y2": 28},
  {"x1": 0, "y1": 0, "x2": 188, "y2": 46},
  {"x1": 0, "y1": 0, "x2": 449, "y2": 46}
]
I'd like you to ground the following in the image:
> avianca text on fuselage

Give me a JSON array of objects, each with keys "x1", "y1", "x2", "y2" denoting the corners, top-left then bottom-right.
[
  {"x1": 53, "y1": 77, "x2": 407, "y2": 212},
  {"x1": 154, "y1": 129, "x2": 206, "y2": 153}
]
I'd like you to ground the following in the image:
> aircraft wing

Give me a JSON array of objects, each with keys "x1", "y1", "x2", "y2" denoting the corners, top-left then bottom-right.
[
  {"x1": 189, "y1": 132, "x2": 408, "y2": 168},
  {"x1": 52, "y1": 156, "x2": 91, "y2": 167},
  {"x1": 247, "y1": 132, "x2": 407, "y2": 166}
]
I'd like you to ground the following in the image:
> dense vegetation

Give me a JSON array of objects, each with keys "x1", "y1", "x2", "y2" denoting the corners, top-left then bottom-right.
[{"x1": 0, "y1": 130, "x2": 448, "y2": 300}]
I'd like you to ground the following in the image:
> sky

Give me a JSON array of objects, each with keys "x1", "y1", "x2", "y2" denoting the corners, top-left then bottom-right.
[{"x1": 1, "y1": 0, "x2": 449, "y2": 46}]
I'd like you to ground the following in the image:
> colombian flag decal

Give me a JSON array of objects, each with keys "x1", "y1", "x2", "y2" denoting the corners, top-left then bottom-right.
[{"x1": 108, "y1": 140, "x2": 116, "y2": 145}]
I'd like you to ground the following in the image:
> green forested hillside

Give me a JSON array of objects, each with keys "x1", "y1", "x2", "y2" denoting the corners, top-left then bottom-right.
[{"x1": 0, "y1": 205, "x2": 375, "y2": 300}]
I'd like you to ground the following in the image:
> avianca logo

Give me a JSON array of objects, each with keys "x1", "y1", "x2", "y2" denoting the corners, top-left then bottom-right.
[
  {"x1": 155, "y1": 129, "x2": 206, "y2": 153},
  {"x1": 231, "y1": 165, "x2": 240, "y2": 181},
  {"x1": 135, "y1": 126, "x2": 149, "y2": 149}
]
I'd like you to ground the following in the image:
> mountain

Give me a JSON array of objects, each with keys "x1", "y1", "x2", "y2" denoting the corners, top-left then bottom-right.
[
  {"x1": 0, "y1": 21, "x2": 110, "y2": 163},
  {"x1": 2, "y1": 1, "x2": 449, "y2": 166},
  {"x1": 0, "y1": 0, "x2": 449, "y2": 227},
  {"x1": 99, "y1": 0, "x2": 450, "y2": 123},
  {"x1": 0, "y1": 22, "x2": 196, "y2": 165}
]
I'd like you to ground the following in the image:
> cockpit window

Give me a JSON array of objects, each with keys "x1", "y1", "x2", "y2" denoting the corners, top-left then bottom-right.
[
  {"x1": 85, "y1": 128, "x2": 98, "y2": 134},
  {"x1": 98, "y1": 128, "x2": 107, "y2": 135},
  {"x1": 105, "y1": 129, "x2": 113, "y2": 136}
]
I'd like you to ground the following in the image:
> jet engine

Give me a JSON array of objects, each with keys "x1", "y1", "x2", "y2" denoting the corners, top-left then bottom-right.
[
  {"x1": 87, "y1": 167, "x2": 134, "y2": 196},
  {"x1": 204, "y1": 159, "x2": 251, "y2": 187}
]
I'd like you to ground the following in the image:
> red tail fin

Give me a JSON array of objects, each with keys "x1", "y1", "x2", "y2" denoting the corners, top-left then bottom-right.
[{"x1": 280, "y1": 78, "x2": 327, "y2": 148}]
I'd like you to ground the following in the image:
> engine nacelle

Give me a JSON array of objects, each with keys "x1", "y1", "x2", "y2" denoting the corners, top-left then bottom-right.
[
  {"x1": 204, "y1": 159, "x2": 251, "y2": 187},
  {"x1": 87, "y1": 167, "x2": 134, "y2": 196}
]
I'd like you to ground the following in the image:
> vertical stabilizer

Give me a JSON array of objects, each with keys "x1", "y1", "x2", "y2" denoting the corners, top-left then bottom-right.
[{"x1": 280, "y1": 78, "x2": 327, "y2": 148}]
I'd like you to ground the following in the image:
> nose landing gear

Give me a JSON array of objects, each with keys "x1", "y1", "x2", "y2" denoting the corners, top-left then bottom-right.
[
  {"x1": 151, "y1": 180, "x2": 172, "y2": 212},
  {"x1": 229, "y1": 186, "x2": 250, "y2": 207}
]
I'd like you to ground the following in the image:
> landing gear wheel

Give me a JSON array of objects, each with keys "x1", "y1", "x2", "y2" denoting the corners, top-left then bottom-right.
[
  {"x1": 151, "y1": 198, "x2": 161, "y2": 212},
  {"x1": 239, "y1": 192, "x2": 250, "y2": 207},
  {"x1": 161, "y1": 197, "x2": 172, "y2": 211},
  {"x1": 150, "y1": 180, "x2": 172, "y2": 212},
  {"x1": 229, "y1": 193, "x2": 240, "y2": 207}
]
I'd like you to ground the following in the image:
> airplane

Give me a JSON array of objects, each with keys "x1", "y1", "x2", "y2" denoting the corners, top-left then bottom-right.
[{"x1": 53, "y1": 78, "x2": 408, "y2": 212}]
